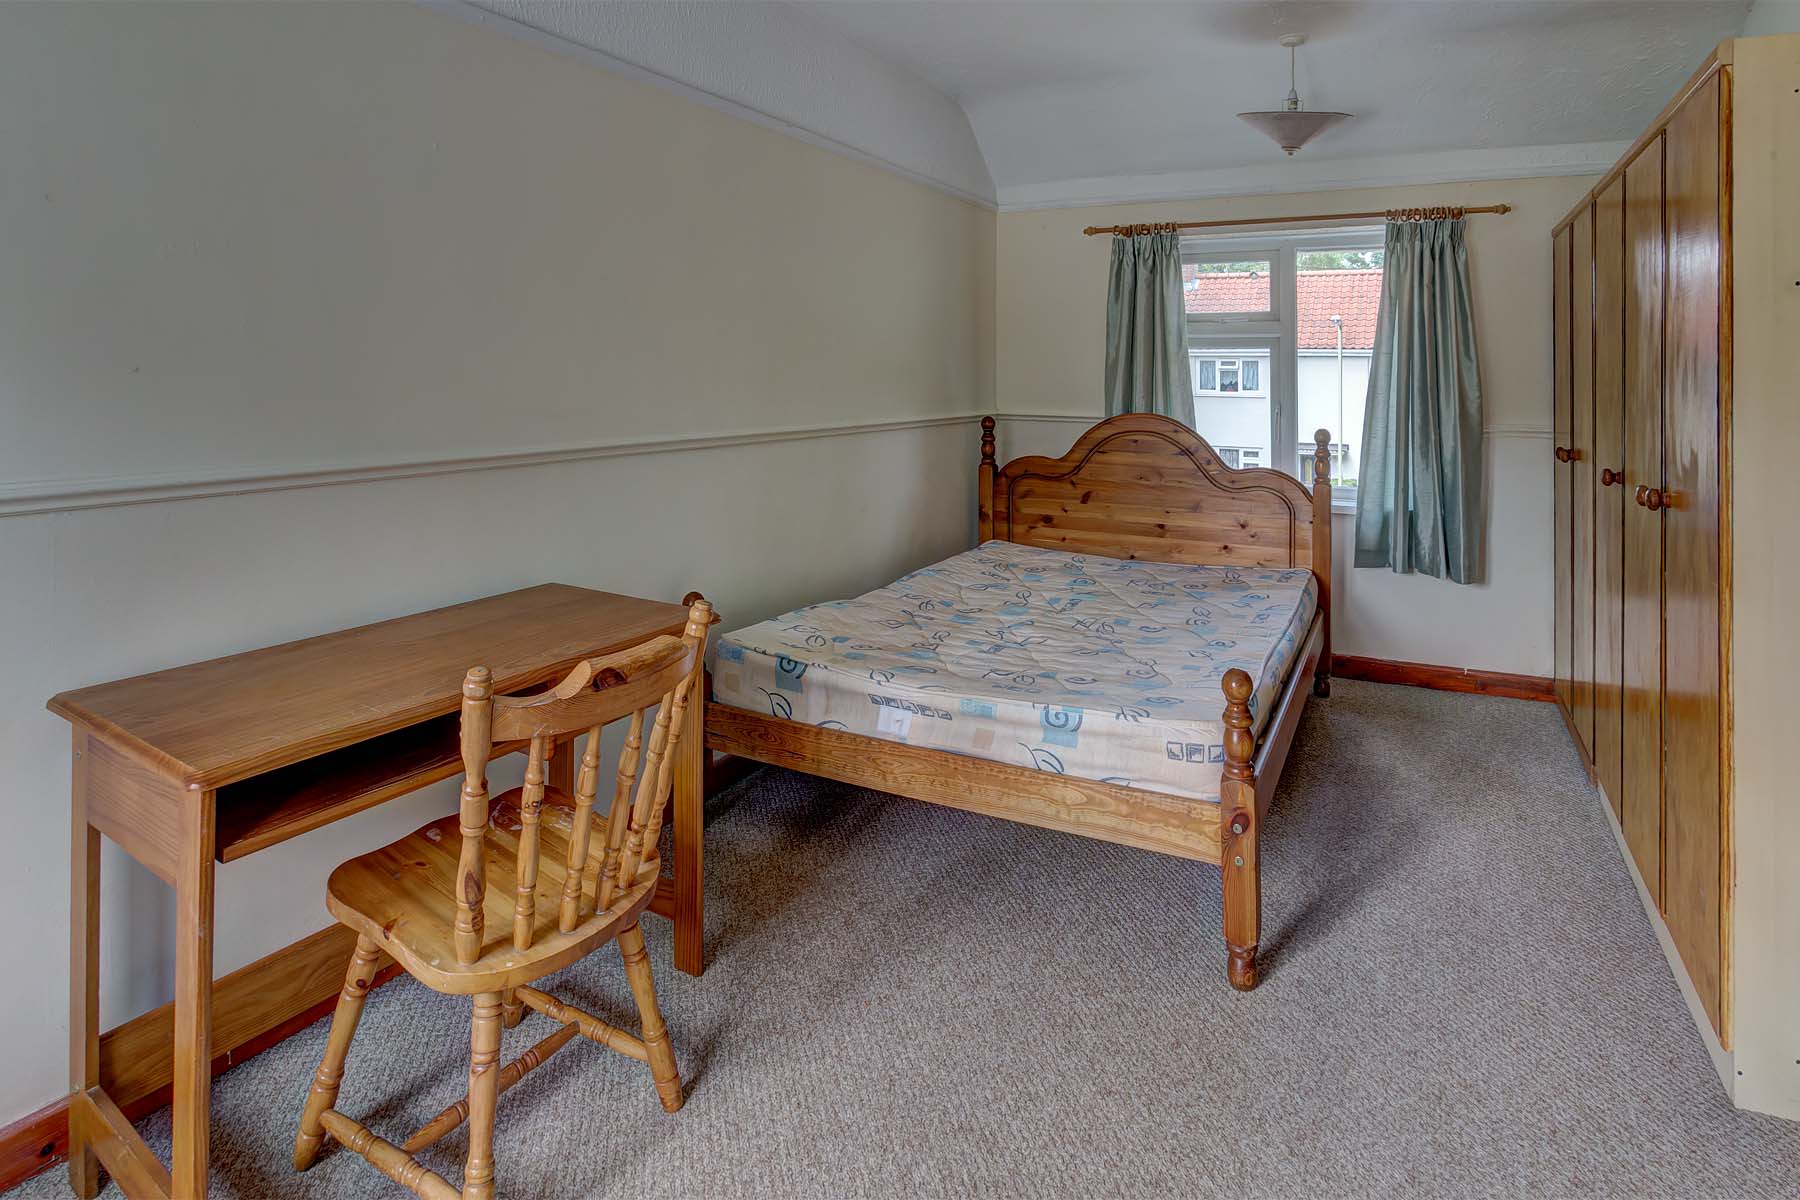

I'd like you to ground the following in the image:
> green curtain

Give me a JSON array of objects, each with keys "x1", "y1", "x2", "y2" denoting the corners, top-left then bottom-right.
[
  {"x1": 1353, "y1": 218, "x2": 1485, "y2": 583},
  {"x1": 1104, "y1": 231, "x2": 1193, "y2": 421}
]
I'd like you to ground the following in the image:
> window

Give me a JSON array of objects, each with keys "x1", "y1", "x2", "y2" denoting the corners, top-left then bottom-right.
[
  {"x1": 1192, "y1": 355, "x2": 1264, "y2": 396},
  {"x1": 1183, "y1": 256, "x2": 1274, "y2": 319},
  {"x1": 1181, "y1": 229, "x2": 1385, "y2": 505}
]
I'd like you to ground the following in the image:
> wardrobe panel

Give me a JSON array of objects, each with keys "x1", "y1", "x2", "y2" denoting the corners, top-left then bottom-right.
[
  {"x1": 1622, "y1": 138, "x2": 1666, "y2": 902},
  {"x1": 1570, "y1": 205, "x2": 1597, "y2": 755},
  {"x1": 1552, "y1": 228, "x2": 1574, "y2": 715},
  {"x1": 1662, "y1": 72, "x2": 1724, "y2": 1039},
  {"x1": 1593, "y1": 176, "x2": 1627, "y2": 820}
]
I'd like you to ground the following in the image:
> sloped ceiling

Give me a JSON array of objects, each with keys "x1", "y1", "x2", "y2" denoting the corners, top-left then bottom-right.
[
  {"x1": 465, "y1": 0, "x2": 996, "y2": 202},
  {"x1": 796, "y1": 0, "x2": 1751, "y2": 202}
]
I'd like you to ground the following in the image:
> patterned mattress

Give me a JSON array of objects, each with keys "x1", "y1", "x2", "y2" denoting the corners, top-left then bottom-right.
[{"x1": 710, "y1": 541, "x2": 1319, "y2": 803}]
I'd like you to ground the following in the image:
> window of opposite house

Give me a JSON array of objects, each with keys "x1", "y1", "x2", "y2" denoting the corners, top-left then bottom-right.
[
  {"x1": 1215, "y1": 446, "x2": 1263, "y2": 470},
  {"x1": 1192, "y1": 356, "x2": 1264, "y2": 395},
  {"x1": 1183, "y1": 229, "x2": 1384, "y2": 504}
]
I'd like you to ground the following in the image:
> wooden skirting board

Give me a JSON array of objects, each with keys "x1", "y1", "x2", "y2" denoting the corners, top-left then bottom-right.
[
  {"x1": 0, "y1": 746, "x2": 754, "y2": 1194},
  {"x1": 1331, "y1": 654, "x2": 1554, "y2": 702},
  {"x1": 0, "y1": 924, "x2": 403, "y2": 1192}
]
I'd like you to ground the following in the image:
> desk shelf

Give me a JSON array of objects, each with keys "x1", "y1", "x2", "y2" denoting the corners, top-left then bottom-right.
[{"x1": 215, "y1": 716, "x2": 524, "y2": 862}]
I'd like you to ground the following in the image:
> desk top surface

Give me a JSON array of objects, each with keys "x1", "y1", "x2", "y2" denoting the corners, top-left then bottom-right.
[{"x1": 48, "y1": 584, "x2": 694, "y2": 789}]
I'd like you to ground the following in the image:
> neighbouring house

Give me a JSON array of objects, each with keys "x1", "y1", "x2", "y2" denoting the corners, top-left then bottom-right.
[{"x1": 1182, "y1": 266, "x2": 1382, "y2": 487}]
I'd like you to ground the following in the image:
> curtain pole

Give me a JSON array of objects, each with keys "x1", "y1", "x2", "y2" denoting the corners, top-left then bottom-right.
[{"x1": 1081, "y1": 204, "x2": 1511, "y2": 237}]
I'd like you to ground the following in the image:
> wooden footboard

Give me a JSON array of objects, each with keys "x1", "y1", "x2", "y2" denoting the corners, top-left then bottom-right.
[
  {"x1": 705, "y1": 703, "x2": 1224, "y2": 863},
  {"x1": 699, "y1": 611, "x2": 1323, "y2": 990}
]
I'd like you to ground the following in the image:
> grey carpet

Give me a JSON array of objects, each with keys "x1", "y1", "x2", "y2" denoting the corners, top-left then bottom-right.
[{"x1": 15, "y1": 681, "x2": 1799, "y2": 1199}]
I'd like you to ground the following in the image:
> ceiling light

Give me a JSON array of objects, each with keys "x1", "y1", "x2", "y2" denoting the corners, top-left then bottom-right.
[{"x1": 1237, "y1": 35, "x2": 1351, "y2": 156}]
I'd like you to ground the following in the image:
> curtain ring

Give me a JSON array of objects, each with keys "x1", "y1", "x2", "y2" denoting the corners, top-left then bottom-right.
[{"x1": 1383, "y1": 206, "x2": 1466, "y2": 222}]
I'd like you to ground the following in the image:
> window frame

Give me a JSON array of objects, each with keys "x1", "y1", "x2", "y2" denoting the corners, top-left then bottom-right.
[{"x1": 1181, "y1": 225, "x2": 1384, "y2": 512}]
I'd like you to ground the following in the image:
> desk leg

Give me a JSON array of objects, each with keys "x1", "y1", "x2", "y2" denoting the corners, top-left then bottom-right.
[
  {"x1": 171, "y1": 794, "x2": 217, "y2": 1199},
  {"x1": 670, "y1": 697, "x2": 705, "y2": 976},
  {"x1": 69, "y1": 731, "x2": 101, "y2": 1199},
  {"x1": 547, "y1": 735, "x2": 574, "y2": 794}
]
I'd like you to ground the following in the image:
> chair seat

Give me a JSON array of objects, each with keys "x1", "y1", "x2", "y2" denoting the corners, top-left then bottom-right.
[{"x1": 327, "y1": 786, "x2": 660, "y2": 994}]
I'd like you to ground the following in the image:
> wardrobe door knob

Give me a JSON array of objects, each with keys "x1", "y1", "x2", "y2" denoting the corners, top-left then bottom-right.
[
  {"x1": 1635, "y1": 484, "x2": 1649, "y2": 507},
  {"x1": 1600, "y1": 468, "x2": 1620, "y2": 486},
  {"x1": 1643, "y1": 487, "x2": 1666, "y2": 512},
  {"x1": 1554, "y1": 445, "x2": 1571, "y2": 463}
]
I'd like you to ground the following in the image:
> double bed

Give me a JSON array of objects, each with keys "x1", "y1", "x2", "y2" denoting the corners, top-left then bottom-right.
[{"x1": 687, "y1": 413, "x2": 1332, "y2": 989}]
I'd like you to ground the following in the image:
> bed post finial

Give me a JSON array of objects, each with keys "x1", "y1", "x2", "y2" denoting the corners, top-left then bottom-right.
[
  {"x1": 1221, "y1": 669, "x2": 1255, "y2": 782},
  {"x1": 977, "y1": 416, "x2": 997, "y2": 543},
  {"x1": 1220, "y1": 667, "x2": 1260, "y2": 991},
  {"x1": 1313, "y1": 428, "x2": 1332, "y2": 488}
]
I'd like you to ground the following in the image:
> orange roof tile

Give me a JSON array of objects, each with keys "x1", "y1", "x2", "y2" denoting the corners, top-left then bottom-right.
[{"x1": 1182, "y1": 267, "x2": 1383, "y2": 350}]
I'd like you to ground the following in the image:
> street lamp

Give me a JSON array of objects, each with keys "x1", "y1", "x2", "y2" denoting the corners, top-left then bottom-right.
[{"x1": 1329, "y1": 314, "x2": 1345, "y2": 486}]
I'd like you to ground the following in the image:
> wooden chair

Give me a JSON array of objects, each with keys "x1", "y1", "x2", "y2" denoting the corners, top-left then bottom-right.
[{"x1": 292, "y1": 599, "x2": 712, "y2": 1200}]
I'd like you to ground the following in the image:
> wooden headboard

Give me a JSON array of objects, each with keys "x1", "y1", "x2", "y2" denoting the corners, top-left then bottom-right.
[{"x1": 976, "y1": 412, "x2": 1333, "y2": 628}]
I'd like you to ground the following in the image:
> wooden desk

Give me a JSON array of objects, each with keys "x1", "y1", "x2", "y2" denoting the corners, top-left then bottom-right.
[{"x1": 47, "y1": 584, "x2": 708, "y2": 1200}]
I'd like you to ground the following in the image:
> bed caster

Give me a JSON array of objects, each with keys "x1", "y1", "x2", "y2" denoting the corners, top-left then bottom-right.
[
  {"x1": 1228, "y1": 944, "x2": 1259, "y2": 991},
  {"x1": 1313, "y1": 674, "x2": 1330, "y2": 698}
]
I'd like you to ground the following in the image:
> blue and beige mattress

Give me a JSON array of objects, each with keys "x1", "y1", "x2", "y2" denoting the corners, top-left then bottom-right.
[{"x1": 710, "y1": 541, "x2": 1318, "y2": 803}]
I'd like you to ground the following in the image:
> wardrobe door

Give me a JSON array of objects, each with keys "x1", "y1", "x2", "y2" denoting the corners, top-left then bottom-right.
[
  {"x1": 1552, "y1": 229, "x2": 1574, "y2": 715},
  {"x1": 1662, "y1": 72, "x2": 1725, "y2": 1039},
  {"x1": 1622, "y1": 138, "x2": 1666, "y2": 900},
  {"x1": 1592, "y1": 177, "x2": 1627, "y2": 818},
  {"x1": 1570, "y1": 204, "x2": 1597, "y2": 755}
]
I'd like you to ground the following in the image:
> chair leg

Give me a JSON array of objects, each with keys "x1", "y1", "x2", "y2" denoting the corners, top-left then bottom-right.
[
  {"x1": 500, "y1": 987, "x2": 524, "y2": 1029},
  {"x1": 462, "y1": 993, "x2": 503, "y2": 1200},
  {"x1": 617, "y1": 923, "x2": 684, "y2": 1112},
  {"x1": 294, "y1": 935, "x2": 383, "y2": 1170}
]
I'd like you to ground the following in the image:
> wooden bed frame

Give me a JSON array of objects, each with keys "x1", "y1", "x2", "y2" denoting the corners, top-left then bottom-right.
[{"x1": 688, "y1": 414, "x2": 1333, "y2": 990}]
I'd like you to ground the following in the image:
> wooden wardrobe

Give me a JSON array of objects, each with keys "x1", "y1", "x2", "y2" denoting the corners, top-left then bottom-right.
[{"x1": 1550, "y1": 49, "x2": 1734, "y2": 1044}]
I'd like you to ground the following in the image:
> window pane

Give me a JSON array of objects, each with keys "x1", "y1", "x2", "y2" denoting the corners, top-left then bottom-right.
[
  {"x1": 1184, "y1": 259, "x2": 1273, "y2": 314},
  {"x1": 1188, "y1": 347, "x2": 1273, "y2": 470},
  {"x1": 1295, "y1": 250, "x2": 1384, "y2": 485},
  {"x1": 1242, "y1": 359, "x2": 1260, "y2": 391},
  {"x1": 1296, "y1": 249, "x2": 1385, "y2": 271}
]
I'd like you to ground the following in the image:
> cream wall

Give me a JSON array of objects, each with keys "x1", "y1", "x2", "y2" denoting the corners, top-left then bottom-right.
[
  {"x1": 0, "y1": 0, "x2": 993, "y2": 488},
  {"x1": 1725, "y1": 32, "x2": 1800, "y2": 1123},
  {"x1": 1743, "y1": 0, "x2": 1800, "y2": 35},
  {"x1": 0, "y1": 0, "x2": 993, "y2": 1122},
  {"x1": 994, "y1": 175, "x2": 1598, "y2": 677}
]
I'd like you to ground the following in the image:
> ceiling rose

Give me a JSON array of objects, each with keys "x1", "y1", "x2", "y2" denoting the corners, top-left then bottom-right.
[{"x1": 1237, "y1": 35, "x2": 1353, "y2": 156}]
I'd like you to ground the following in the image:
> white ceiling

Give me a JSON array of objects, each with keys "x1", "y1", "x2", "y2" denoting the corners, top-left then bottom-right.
[{"x1": 793, "y1": 0, "x2": 1750, "y2": 192}]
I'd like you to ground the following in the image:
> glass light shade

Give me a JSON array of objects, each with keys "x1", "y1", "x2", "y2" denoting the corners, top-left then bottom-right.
[{"x1": 1236, "y1": 109, "x2": 1352, "y2": 156}]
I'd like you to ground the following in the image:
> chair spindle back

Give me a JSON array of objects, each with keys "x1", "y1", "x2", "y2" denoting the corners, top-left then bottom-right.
[{"x1": 453, "y1": 599, "x2": 711, "y2": 964}]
